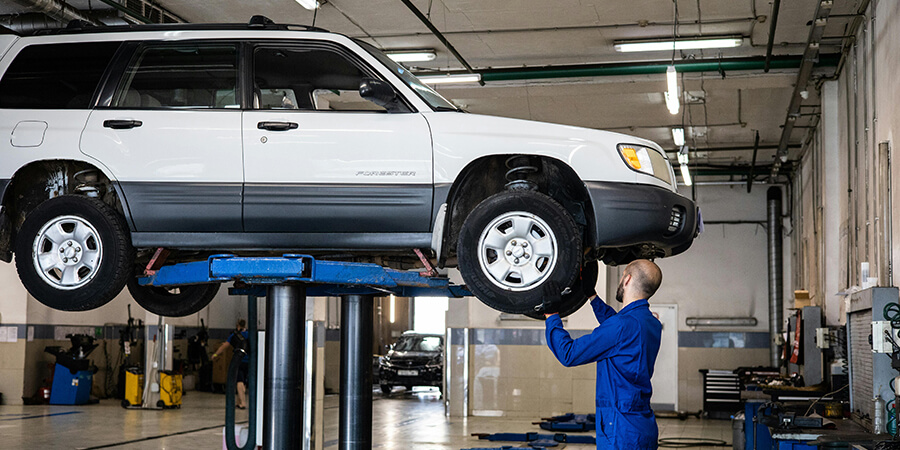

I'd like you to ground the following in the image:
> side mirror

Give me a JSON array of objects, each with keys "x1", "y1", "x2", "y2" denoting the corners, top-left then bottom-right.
[{"x1": 359, "y1": 78, "x2": 397, "y2": 109}]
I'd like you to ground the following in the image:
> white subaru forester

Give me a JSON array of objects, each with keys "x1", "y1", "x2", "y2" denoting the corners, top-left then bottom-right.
[{"x1": 0, "y1": 17, "x2": 698, "y2": 318}]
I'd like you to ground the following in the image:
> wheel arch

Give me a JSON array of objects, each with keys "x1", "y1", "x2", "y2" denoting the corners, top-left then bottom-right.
[
  {"x1": 439, "y1": 154, "x2": 597, "y2": 265},
  {"x1": 0, "y1": 159, "x2": 132, "y2": 257}
]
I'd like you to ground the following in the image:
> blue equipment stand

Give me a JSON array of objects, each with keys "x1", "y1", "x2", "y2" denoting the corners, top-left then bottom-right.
[
  {"x1": 140, "y1": 254, "x2": 468, "y2": 450},
  {"x1": 49, "y1": 363, "x2": 92, "y2": 405}
]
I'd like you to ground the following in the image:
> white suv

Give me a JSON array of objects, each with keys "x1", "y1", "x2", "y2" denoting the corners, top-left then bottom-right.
[{"x1": 0, "y1": 17, "x2": 698, "y2": 318}]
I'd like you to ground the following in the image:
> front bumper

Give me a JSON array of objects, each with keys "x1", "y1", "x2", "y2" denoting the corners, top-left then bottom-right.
[
  {"x1": 586, "y1": 181, "x2": 699, "y2": 258},
  {"x1": 379, "y1": 365, "x2": 442, "y2": 387}
]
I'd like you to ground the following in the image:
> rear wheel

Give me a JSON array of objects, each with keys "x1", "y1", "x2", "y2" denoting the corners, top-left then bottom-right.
[
  {"x1": 458, "y1": 190, "x2": 582, "y2": 314},
  {"x1": 14, "y1": 195, "x2": 132, "y2": 311},
  {"x1": 127, "y1": 276, "x2": 219, "y2": 317}
]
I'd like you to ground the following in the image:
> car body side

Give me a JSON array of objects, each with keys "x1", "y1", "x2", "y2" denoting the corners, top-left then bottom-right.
[{"x1": 0, "y1": 29, "x2": 697, "y2": 267}]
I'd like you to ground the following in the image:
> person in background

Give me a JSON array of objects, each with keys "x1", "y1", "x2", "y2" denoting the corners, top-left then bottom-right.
[{"x1": 212, "y1": 319, "x2": 250, "y2": 409}]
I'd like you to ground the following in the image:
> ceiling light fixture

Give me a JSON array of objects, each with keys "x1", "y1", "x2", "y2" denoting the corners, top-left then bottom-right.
[
  {"x1": 614, "y1": 37, "x2": 743, "y2": 53},
  {"x1": 672, "y1": 128, "x2": 685, "y2": 147},
  {"x1": 418, "y1": 73, "x2": 482, "y2": 85},
  {"x1": 665, "y1": 65, "x2": 679, "y2": 115},
  {"x1": 295, "y1": 0, "x2": 319, "y2": 10},
  {"x1": 386, "y1": 50, "x2": 437, "y2": 63},
  {"x1": 678, "y1": 145, "x2": 692, "y2": 186}
]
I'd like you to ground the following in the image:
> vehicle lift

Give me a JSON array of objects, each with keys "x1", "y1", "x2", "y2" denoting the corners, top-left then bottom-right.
[{"x1": 140, "y1": 254, "x2": 469, "y2": 450}]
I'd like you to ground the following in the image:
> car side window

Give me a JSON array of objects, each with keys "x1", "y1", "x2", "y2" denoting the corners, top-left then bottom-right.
[
  {"x1": 253, "y1": 45, "x2": 406, "y2": 112},
  {"x1": 112, "y1": 43, "x2": 239, "y2": 109},
  {"x1": 0, "y1": 42, "x2": 120, "y2": 109}
]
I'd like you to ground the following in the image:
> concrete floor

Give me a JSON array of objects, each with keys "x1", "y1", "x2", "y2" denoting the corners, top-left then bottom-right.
[{"x1": 0, "y1": 389, "x2": 732, "y2": 449}]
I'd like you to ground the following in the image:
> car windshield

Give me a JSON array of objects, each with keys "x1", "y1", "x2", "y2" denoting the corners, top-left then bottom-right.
[
  {"x1": 356, "y1": 41, "x2": 459, "y2": 112},
  {"x1": 394, "y1": 336, "x2": 442, "y2": 352}
]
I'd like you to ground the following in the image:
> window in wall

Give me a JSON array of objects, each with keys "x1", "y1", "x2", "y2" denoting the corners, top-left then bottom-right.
[
  {"x1": 0, "y1": 42, "x2": 120, "y2": 109},
  {"x1": 113, "y1": 43, "x2": 239, "y2": 109},
  {"x1": 253, "y1": 46, "x2": 397, "y2": 112}
]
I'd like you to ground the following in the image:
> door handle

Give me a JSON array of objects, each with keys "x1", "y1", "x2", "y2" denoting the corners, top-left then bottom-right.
[
  {"x1": 257, "y1": 121, "x2": 298, "y2": 131},
  {"x1": 103, "y1": 119, "x2": 143, "y2": 130}
]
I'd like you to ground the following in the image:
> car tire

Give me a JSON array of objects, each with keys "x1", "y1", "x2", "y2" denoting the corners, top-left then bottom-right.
[
  {"x1": 14, "y1": 195, "x2": 132, "y2": 311},
  {"x1": 380, "y1": 385, "x2": 392, "y2": 396},
  {"x1": 458, "y1": 190, "x2": 582, "y2": 314},
  {"x1": 127, "y1": 276, "x2": 219, "y2": 317},
  {"x1": 524, "y1": 260, "x2": 598, "y2": 320}
]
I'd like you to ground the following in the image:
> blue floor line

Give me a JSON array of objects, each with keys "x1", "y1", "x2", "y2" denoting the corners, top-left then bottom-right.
[{"x1": 0, "y1": 411, "x2": 81, "y2": 421}]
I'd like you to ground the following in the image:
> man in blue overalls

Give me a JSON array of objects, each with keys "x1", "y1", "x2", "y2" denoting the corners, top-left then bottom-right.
[{"x1": 544, "y1": 259, "x2": 663, "y2": 449}]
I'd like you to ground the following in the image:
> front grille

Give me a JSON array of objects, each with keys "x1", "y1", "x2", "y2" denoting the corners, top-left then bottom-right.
[{"x1": 666, "y1": 206, "x2": 685, "y2": 235}]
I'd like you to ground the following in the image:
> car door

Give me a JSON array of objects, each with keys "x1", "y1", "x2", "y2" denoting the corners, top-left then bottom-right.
[
  {"x1": 241, "y1": 41, "x2": 433, "y2": 234},
  {"x1": 81, "y1": 41, "x2": 244, "y2": 233}
]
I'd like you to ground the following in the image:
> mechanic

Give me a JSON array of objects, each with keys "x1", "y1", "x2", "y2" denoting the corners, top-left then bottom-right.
[
  {"x1": 212, "y1": 319, "x2": 250, "y2": 410},
  {"x1": 544, "y1": 259, "x2": 663, "y2": 449}
]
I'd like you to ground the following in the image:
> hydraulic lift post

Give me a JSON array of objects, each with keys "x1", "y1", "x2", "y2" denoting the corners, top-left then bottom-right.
[
  {"x1": 263, "y1": 285, "x2": 306, "y2": 450},
  {"x1": 339, "y1": 294, "x2": 374, "y2": 450},
  {"x1": 139, "y1": 254, "x2": 469, "y2": 450}
]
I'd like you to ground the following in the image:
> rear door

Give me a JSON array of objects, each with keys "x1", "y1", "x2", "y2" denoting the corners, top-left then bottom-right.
[
  {"x1": 81, "y1": 41, "x2": 244, "y2": 232},
  {"x1": 241, "y1": 41, "x2": 433, "y2": 234}
]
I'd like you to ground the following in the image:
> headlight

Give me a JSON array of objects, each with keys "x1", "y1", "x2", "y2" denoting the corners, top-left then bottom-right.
[{"x1": 617, "y1": 144, "x2": 673, "y2": 185}]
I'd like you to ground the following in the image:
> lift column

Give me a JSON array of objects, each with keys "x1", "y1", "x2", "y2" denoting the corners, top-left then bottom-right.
[
  {"x1": 263, "y1": 285, "x2": 306, "y2": 450},
  {"x1": 339, "y1": 294, "x2": 374, "y2": 450}
]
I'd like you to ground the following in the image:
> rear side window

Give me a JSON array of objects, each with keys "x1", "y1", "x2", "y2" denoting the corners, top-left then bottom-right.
[
  {"x1": 112, "y1": 43, "x2": 239, "y2": 109},
  {"x1": 0, "y1": 42, "x2": 119, "y2": 109}
]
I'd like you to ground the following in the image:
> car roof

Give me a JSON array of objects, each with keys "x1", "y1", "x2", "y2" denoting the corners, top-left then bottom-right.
[{"x1": 2, "y1": 15, "x2": 329, "y2": 38}]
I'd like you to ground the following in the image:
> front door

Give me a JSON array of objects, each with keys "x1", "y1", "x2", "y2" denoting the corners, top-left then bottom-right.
[
  {"x1": 81, "y1": 41, "x2": 243, "y2": 232},
  {"x1": 241, "y1": 42, "x2": 433, "y2": 234}
]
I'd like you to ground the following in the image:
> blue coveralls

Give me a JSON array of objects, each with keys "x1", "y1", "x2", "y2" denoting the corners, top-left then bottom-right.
[{"x1": 545, "y1": 296, "x2": 662, "y2": 449}]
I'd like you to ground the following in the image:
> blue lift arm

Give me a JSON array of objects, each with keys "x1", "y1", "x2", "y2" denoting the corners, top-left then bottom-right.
[{"x1": 139, "y1": 254, "x2": 471, "y2": 298}]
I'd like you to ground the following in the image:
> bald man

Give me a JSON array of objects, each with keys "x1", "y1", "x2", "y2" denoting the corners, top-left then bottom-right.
[{"x1": 544, "y1": 259, "x2": 663, "y2": 449}]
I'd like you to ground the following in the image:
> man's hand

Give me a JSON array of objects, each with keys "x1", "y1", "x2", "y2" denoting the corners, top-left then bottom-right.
[{"x1": 539, "y1": 280, "x2": 563, "y2": 314}]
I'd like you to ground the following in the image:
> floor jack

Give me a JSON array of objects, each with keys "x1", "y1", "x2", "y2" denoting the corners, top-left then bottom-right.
[{"x1": 139, "y1": 254, "x2": 469, "y2": 450}]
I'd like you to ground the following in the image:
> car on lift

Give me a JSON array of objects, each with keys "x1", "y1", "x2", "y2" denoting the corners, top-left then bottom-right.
[
  {"x1": 379, "y1": 332, "x2": 443, "y2": 395},
  {"x1": 0, "y1": 17, "x2": 699, "y2": 319}
]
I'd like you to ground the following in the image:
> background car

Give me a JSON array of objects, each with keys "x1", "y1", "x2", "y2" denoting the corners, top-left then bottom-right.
[{"x1": 379, "y1": 332, "x2": 443, "y2": 395}]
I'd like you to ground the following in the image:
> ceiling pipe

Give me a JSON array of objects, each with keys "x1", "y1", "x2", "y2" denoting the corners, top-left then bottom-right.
[
  {"x1": 7, "y1": 0, "x2": 100, "y2": 26},
  {"x1": 747, "y1": 131, "x2": 760, "y2": 193},
  {"x1": 764, "y1": 0, "x2": 781, "y2": 72},
  {"x1": 0, "y1": 13, "x2": 61, "y2": 32},
  {"x1": 397, "y1": 0, "x2": 483, "y2": 85},
  {"x1": 444, "y1": 54, "x2": 840, "y2": 83},
  {"x1": 770, "y1": 0, "x2": 834, "y2": 178}
]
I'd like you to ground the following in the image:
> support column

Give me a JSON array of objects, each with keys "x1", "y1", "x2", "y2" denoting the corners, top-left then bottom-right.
[
  {"x1": 263, "y1": 285, "x2": 306, "y2": 450},
  {"x1": 339, "y1": 294, "x2": 374, "y2": 450}
]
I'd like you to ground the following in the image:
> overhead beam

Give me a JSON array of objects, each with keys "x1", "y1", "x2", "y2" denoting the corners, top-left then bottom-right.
[
  {"x1": 764, "y1": 0, "x2": 782, "y2": 72},
  {"x1": 770, "y1": 0, "x2": 834, "y2": 178},
  {"x1": 398, "y1": 0, "x2": 483, "y2": 85}
]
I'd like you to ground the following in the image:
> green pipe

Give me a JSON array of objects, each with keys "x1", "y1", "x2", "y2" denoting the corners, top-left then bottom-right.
[{"x1": 480, "y1": 54, "x2": 839, "y2": 83}]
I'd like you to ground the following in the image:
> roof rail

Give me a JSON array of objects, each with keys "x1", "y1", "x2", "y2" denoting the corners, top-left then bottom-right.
[{"x1": 19, "y1": 15, "x2": 329, "y2": 36}]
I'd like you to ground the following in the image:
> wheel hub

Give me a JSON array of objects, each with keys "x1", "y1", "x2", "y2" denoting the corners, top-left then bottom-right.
[
  {"x1": 32, "y1": 215, "x2": 103, "y2": 290},
  {"x1": 477, "y1": 211, "x2": 558, "y2": 292}
]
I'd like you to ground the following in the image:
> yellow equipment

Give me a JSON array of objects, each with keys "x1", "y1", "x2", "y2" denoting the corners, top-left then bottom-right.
[
  {"x1": 157, "y1": 370, "x2": 183, "y2": 408},
  {"x1": 121, "y1": 367, "x2": 143, "y2": 408}
]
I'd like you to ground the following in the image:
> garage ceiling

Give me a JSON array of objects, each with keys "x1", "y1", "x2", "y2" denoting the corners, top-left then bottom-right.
[{"x1": 0, "y1": 0, "x2": 867, "y2": 181}]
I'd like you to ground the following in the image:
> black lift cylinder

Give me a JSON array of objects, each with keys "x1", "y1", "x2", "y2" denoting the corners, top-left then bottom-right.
[
  {"x1": 339, "y1": 294, "x2": 374, "y2": 450},
  {"x1": 263, "y1": 285, "x2": 306, "y2": 450}
]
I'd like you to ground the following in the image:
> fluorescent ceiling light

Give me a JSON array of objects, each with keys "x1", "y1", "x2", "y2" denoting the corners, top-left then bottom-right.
[
  {"x1": 418, "y1": 73, "x2": 482, "y2": 85},
  {"x1": 615, "y1": 37, "x2": 743, "y2": 53},
  {"x1": 386, "y1": 50, "x2": 437, "y2": 63},
  {"x1": 672, "y1": 128, "x2": 685, "y2": 147},
  {"x1": 295, "y1": 0, "x2": 319, "y2": 10},
  {"x1": 665, "y1": 65, "x2": 679, "y2": 115},
  {"x1": 680, "y1": 163, "x2": 693, "y2": 186}
]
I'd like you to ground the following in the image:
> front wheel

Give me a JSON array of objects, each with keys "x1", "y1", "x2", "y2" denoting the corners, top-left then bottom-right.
[
  {"x1": 127, "y1": 276, "x2": 219, "y2": 317},
  {"x1": 457, "y1": 190, "x2": 582, "y2": 314},
  {"x1": 14, "y1": 195, "x2": 132, "y2": 311}
]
